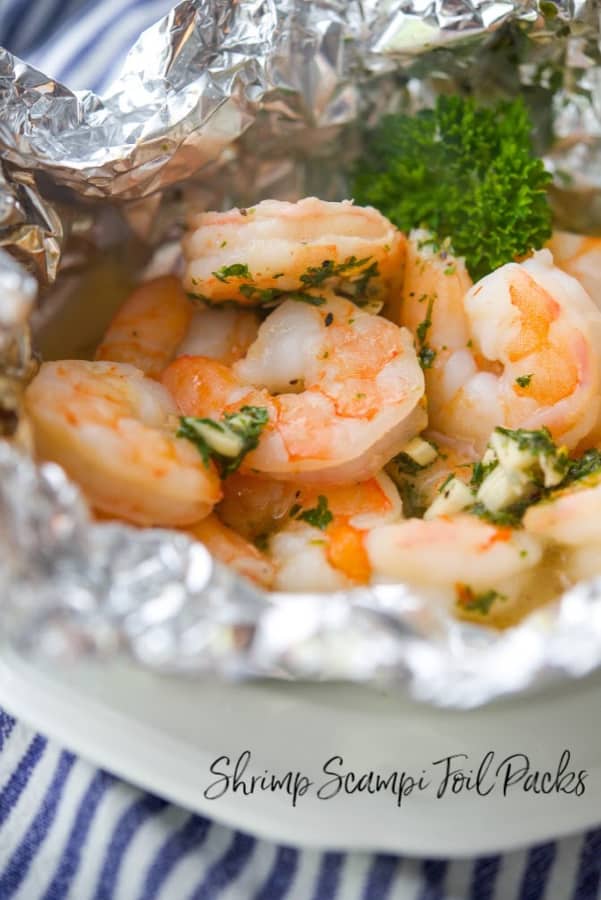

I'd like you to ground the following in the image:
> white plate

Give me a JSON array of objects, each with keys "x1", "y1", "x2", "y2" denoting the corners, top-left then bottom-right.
[{"x1": 0, "y1": 641, "x2": 599, "y2": 857}]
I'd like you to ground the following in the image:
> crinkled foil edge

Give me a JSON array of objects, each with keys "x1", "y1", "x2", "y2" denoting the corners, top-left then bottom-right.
[{"x1": 2, "y1": 0, "x2": 601, "y2": 707}]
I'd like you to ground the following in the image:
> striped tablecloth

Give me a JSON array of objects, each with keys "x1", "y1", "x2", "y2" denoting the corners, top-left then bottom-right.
[
  {"x1": 1, "y1": 707, "x2": 601, "y2": 899},
  {"x1": 2, "y1": 1, "x2": 601, "y2": 896}
]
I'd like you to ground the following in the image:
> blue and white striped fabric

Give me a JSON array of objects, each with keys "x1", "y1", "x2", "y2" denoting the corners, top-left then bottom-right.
[
  {"x1": 0, "y1": 0, "x2": 175, "y2": 93},
  {"x1": 2, "y1": 2, "x2": 601, "y2": 897},
  {"x1": 1, "y1": 708, "x2": 601, "y2": 899}
]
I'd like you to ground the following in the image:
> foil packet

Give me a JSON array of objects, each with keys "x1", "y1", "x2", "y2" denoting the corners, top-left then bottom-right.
[{"x1": 2, "y1": 0, "x2": 601, "y2": 708}]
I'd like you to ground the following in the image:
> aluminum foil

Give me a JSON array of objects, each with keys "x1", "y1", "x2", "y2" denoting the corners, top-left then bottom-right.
[{"x1": 2, "y1": 0, "x2": 601, "y2": 707}]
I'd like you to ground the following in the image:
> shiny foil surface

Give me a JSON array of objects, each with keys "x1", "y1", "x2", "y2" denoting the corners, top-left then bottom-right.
[{"x1": 1, "y1": 0, "x2": 601, "y2": 706}]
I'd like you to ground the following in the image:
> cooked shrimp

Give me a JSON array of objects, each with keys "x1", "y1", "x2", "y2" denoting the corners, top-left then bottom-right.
[
  {"x1": 402, "y1": 233, "x2": 601, "y2": 453},
  {"x1": 386, "y1": 432, "x2": 477, "y2": 517},
  {"x1": 365, "y1": 515, "x2": 542, "y2": 609},
  {"x1": 185, "y1": 515, "x2": 274, "y2": 588},
  {"x1": 524, "y1": 471, "x2": 601, "y2": 547},
  {"x1": 524, "y1": 470, "x2": 601, "y2": 582},
  {"x1": 548, "y1": 231, "x2": 601, "y2": 310},
  {"x1": 182, "y1": 198, "x2": 405, "y2": 309},
  {"x1": 24, "y1": 360, "x2": 221, "y2": 526},
  {"x1": 96, "y1": 275, "x2": 259, "y2": 378},
  {"x1": 268, "y1": 472, "x2": 403, "y2": 591},
  {"x1": 96, "y1": 276, "x2": 193, "y2": 378},
  {"x1": 162, "y1": 294, "x2": 426, "y2": 483},
  {"x1": 176, "y1": 306, "x2": 259, "y2": 364}
]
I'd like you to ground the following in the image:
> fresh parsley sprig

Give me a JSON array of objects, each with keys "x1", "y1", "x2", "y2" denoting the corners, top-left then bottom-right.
[{"x1": 353, "y1": 96, "x2": 552, "y2": 281}]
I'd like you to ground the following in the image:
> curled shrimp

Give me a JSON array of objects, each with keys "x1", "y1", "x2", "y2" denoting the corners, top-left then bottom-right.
[
  {"x1": 386, "y1": 432, "x2": 477, "y2": 517},
  {"x1": 162, "y1": 293, "x2": 426, "y2": 483},
  {"x1": 524, "y1": 469, "x2": 601, "y2": 583},
  {"x1": 267, "y1": 473, "x2": 403, "y2": 591},
  {"x1": 185, "y1": 515, "x2": 274, "y2": 588},
  {"x1": 401, "y1": 232, "x2": 601, "y2": 454},
  {"x1": 182, "y1": 198, "x2": 405, "y2": 309},
  {"x1": 24, "y1": 360, "x2": 221, "y2": 526},
  {"x1": 95, "y1": 275, "x2": 259, "y2": 378},
  {"x1": 524, "y1": 471, "x2": 601, "y2": 548},
  {"x1": 548, "y1": 231, "x2": 601, "y2": 310},
  {"x1": 365, "y1": 514, "x2": 543, "y2": 623}
]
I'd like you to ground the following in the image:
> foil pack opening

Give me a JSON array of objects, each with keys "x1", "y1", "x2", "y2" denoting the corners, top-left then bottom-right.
[{"x1": 2, "y1": 0, "x2": 601, "y2": 707}]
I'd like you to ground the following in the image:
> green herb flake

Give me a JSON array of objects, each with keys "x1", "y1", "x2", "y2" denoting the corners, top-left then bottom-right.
[
  {"x1": 389, "y1": 452, "x2": 423, "y2": 477},
  {"x1": 177, "y1": 405, "x2": 269, "y2": 477},
  {"x1": 416, "y1": 294, "x2": 435, "y2": 345},
  {"x1": 213, "y1": 263, "x2": 252, "y2": 283},
  {"x1": 438, "y1": 473, "x2": 455, "y2": 495},
  {"x1": 418, "y1": 346, "x2": 436, "y2": 369},
  {"x1": 470, "y1": 458, "x2": 499, "y2": 488},
  {"x1": 186, "y1": 291, "x2": 209, "y2": 304},
  {"x1": 562, "y1": 448, "x2": 601, "y2": 487},
  {"x1": 353, "y1": 96, "x2": 552, "y2": 281},
  {"x1": 296, "y1": 495, "x2": 333, "y2": 531},
  {"x1": 515, "y1": 374, "x2": 533, "y2": 388},
  {"x1": 456, "y1": 585, "x2": 506, "y2": 615},
  {"x1": 495, "y1": 425, "x2": 561, "y2": 460},
  {"x1": 469, "y1": 501, "x2": 525, "y2": 528}
]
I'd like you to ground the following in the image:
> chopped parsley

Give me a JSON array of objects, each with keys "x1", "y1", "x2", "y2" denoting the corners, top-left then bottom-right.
[
  {"x1": 418, "y1": 346, "x2": 436, "y2": 369},
  {"x1": 209, "y1": 257, "x2": 379, "y2": 307},
  {"x1": 213, "y1": 263, "x2": 252, "y2": 283},
  {"x1": 416, "y1": 295, "x2": 434, "y2": 345},
  {"x1": 515, "y1": 373, "x2": 533, "y2": 388},
  {"x1": 456, "y1": 585, "x2": 506, "y2": 615},
  {"x1": 388, "y1": 452, "x2": 423, "y2": 477},
  {"x1": 177, "y1": 406, "x2": 269, "y2": 477},
  {"x1": 469, "y1": 500, "x2": 527, "y2": 528},
  {"x1": 295, "y1": 495, "x2": 333, "y2": 531},
  {"x1": 300, "y1": 256, "x2": 369, "y2": 289},
  {"x1": 415, "y1": 294, "x2": 436, "y2": 370},
  {"x1": 470, "y1": 458, "x2": 499, "y2": 489},
  {"x1": 494, "y1": 426, "x2": 570, "y2": 474},
  {"x1": 562, "y1": 448, "x2": 601, "y2": 487}
]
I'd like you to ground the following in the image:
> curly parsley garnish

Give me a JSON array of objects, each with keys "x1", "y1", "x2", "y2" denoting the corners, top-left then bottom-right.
[
  {"x1": 177, "y1": 406, "x2": 269, "y2": 477},
  {"x1": 353, "y1": 96, "x2": 552, "y2": 281}
]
